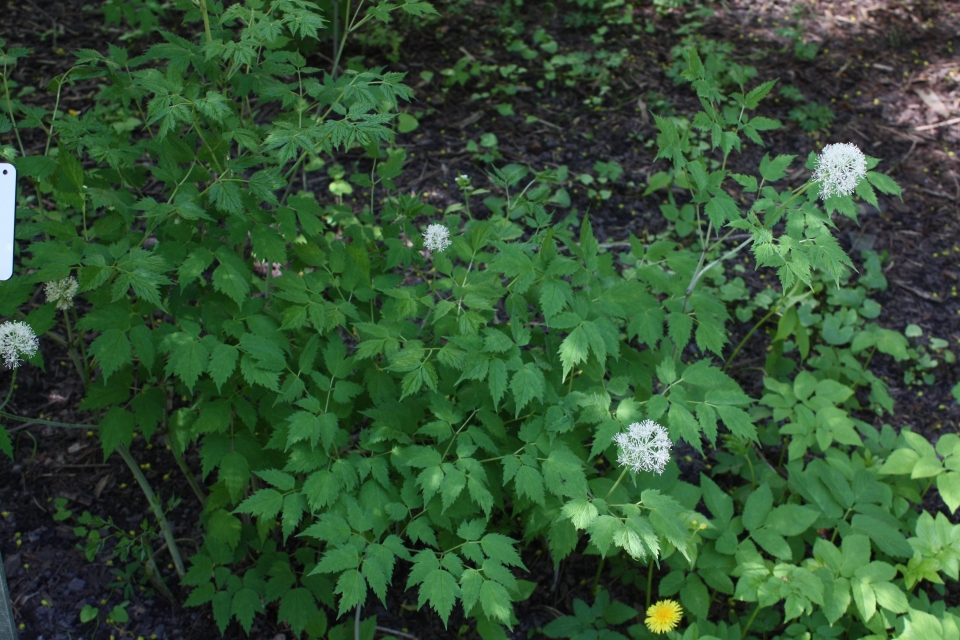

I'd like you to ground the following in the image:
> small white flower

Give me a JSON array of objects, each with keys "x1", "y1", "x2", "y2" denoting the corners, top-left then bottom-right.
[
  {"x1": 44, "y1": 277, "x2": 79, "y2": 311},
  {"x1": 0, "y1": 321, "x2": 39, "y2": 369},
  {"x1": 613, "y1": 420, "x2": 672, "y2": 475},
  {"x1": 422, "y1": 223, "x2": 451, "y2": 253},
  {"x1": 813, "y1": 142, "x2": 867, "y2": 200}
]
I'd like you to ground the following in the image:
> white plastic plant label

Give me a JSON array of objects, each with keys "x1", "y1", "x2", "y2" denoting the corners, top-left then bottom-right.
[{"x1": 0, "y1": 163, "x2": 15, "y2": 281}]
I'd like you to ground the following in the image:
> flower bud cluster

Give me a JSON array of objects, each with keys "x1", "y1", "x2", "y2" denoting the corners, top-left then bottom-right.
[
  {"x1": 614, "y1": 419, "x2": 672, "y2": 475},
  {"x1": 0, "y1": 321, "x2": 39, "y2": 369}
]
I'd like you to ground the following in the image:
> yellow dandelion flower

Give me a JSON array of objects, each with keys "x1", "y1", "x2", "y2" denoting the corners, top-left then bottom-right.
[{"x1": 645, "y1": 599, "x2": 682, "y2": 634}]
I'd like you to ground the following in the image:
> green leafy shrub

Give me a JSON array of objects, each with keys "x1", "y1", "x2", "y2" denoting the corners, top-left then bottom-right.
[{"x1": 5, "y1": 6, "x2": 960, "y2": 640}]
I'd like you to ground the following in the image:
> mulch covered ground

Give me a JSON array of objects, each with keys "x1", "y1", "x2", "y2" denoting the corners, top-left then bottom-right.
[{"x1": 1, "y1": 0, "x2": 959, "y2": 638}]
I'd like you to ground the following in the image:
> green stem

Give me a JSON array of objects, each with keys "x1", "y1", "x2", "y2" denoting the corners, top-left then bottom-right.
[
  {"x1": 742, "y1": 603, "x2": 761, "y2": 637},
  {"x1": 1, "y1": 63, "x2": 26, "y2": 158},
  {"x1": 164, "y1": 435, "x2": 206, "y2": 505},
  {"x1": 354, "y1": 602, "x2": 361, "y2": 640},
  {"x1": 591, "y1": 557, "x2": 605, "y2": 597},
  {"x1": 62, "y1": 308, "x2": 89, "y2": 387},
  {"x1": 43, "y1": 70, "x2": 73, "y2": 158},
  {"x1": 849, "y1": 345, "x2": 877, "y2": 392},
  {"x1": 762, "y1": 181, "x2": 816, "y2": 231},
  {"x1": 645, "y1": 560, "x2": 654, "y2": 610},
  {"x1": 604, "y1": 467, "x2": 629, "y2": 500},
  {"x1": 0, "y1": 411, "x2": 90, "y2": 428},
  {"x1": 143, "y1": 553, "x2": 176, "y2": 602},
  {"x1": 722, "y1": 282, "x2": 804, "y2": 373},
  {"x1": 116, "y1": 443, "x2": 186, "y2": 579},
  {"x1": 198, "y1": 0, "x2": 213, "y2": 43},
  {"x1": 0, "y1": 370, "x2": 15, "y2": 413}
]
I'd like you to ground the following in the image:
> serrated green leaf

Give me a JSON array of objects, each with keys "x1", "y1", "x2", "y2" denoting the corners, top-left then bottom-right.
[
  {"x1": 481, "y1": 533, "x2": 525, "y2": 569},
  {"x1": 208, "y1": 342, "x2": 238, "y2": 391},
  {"x1": 164, "y1": 333, "x2": 208, "y2": 392},
  {"x1": 220, "y1": 451, "x2": 250, "y2": 504},
  {"x1": 418, "y1": 569, "x2": 460, "y2": 626},
  {"x1": 90, "y1": 328, "x2": 132, "y2": 381},
  {"x1": 234, "y1": 488, "x2": 283, "y2": 520},
  {"x1": 231, "y1": 588, "x2": 264, "y2": 633},
  {"x1": 99, "y1": 407, "x2": 135, "y2": 459},
  {"x1": 334, "y1": 569, "x2": 367, "y2": 616},
  {"x1": 510, "y1": 363, "x2": 545, "y2": 417},
  {"x1": 278, "y1": 588, "x2": 318, "y2": 637},
  {"x1": 514, "y1": 465, "x2": 545, "y2": 505}
]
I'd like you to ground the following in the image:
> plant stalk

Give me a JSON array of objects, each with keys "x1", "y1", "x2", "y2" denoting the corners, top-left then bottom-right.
[
  {"x1": 354, "y1": 602, "x2": 361, "y2": 640},
  {"x1": 163, "y1": 435, "x2": 206, "y2": 505},
  {"x1": 116, "y1": 443, "x2": 186, "y2": 579}
]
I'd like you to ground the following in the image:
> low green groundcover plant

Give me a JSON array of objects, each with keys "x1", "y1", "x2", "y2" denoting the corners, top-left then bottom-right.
[{"x1": 2, "y1": 3, "x2": 959, "y2": 639}]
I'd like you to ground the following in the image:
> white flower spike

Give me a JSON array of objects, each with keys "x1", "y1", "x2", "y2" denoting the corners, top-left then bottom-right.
[
  {"x1": 422, "y1": 223, "x2": 451, "y2": 253},
  {"x1": 613, "y1": 419, "x2": 672, "y2": 475},
  {"x1": 813, "y1": 142, "x2": 867, "y2": 200},
  {"x1": 0, "y1": 321, "x2": 39, "y2": 369},
  {"x1": 44, "y1": 276, "x2": 79, "y2": 311}
]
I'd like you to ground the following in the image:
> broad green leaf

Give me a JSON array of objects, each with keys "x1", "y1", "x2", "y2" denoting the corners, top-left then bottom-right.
[
  {"x1": 742, "y1": 483, "x2": 773, "y2": 532},
  {"x1": 680, "y1": 574, "x2": 710, "y2": 619},
  {"x1": 937, "y1": 472, "x2": 960, "y2": 513},
  {"x1": 766, "y1": 504, "x2": 818, "y2": 537},
  {"x1": 700, "y1": 473, "x2": 733, "y2": 524}
]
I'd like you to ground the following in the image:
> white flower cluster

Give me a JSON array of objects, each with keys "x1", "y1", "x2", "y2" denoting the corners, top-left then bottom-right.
[
  {"x1": 613, "y1": 419, "x2": 672, "y2": 475},
  {"x1": 44, "y1": 276, "x2": 79, "y2": 311},
  {"x1": 813, "y1": 142, "x2": 867, "y2": 200},
  {"x1": 422, "y1": 223, "x2": 451, "y2": 253},
  {"x1": 0, "y1": 321, "x2": 39, "y2": 369}
]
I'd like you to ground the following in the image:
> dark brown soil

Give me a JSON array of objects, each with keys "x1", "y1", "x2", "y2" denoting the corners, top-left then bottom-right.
[{"x1": 1, "y1": 0, "x2": 959, "y2": 638}]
